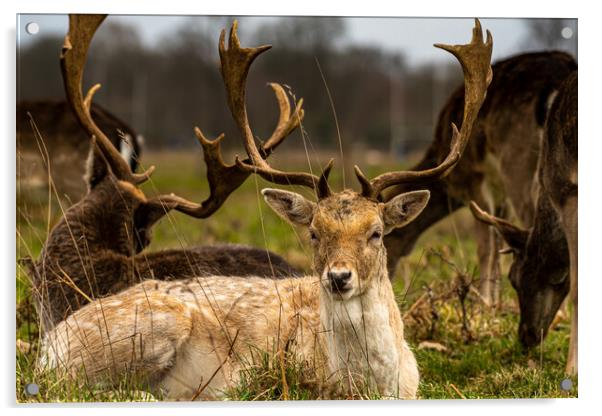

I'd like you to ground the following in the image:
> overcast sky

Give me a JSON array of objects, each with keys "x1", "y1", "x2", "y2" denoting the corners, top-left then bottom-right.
[{"x1": 17, "y1": 14, "x2": 576, "y2": 67}]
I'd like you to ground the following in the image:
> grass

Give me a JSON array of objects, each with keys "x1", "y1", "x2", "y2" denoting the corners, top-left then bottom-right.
[{"x1": 15, "y1": 150, "x2": 577, "y2": 402}]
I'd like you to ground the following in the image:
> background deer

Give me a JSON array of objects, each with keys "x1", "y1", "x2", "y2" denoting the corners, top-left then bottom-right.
[
  {"x1": 17, "y1": 100, "x2": 142, "y2": 202},
  {"x1": 383, "y1": 51, "x2": 577, "y2": 306},
  {"x1": 41, "y1": 19, "x2": 492, "y2": 400},
  {"x1": 470, "y1": 71, "x2": 577, "y2": 375},
  {"x1": 23, "y1": 14, "x2": 303, "y2": 332}
]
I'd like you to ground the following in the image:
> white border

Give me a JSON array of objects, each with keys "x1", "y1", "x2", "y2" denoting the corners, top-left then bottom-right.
[{"x1": 3, "y1": 1, "x2": 601, "y2": 415}]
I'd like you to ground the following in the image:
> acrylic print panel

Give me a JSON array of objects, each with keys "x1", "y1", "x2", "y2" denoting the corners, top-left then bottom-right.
[{"x1": 16, "y1": 13, "x2": 577, "y2": 402}]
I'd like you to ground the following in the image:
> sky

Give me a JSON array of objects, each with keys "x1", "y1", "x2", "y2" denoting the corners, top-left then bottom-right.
[{"x1": 17, "y1": 14, "x2": 577, "y2": 67}]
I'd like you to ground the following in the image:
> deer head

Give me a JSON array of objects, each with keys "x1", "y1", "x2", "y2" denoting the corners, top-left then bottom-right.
[
  {"x1": 223, "y1": 19, "x2": 493, "y2": 299},
  {"x1": 469, "y1": 200, "x2": 570, "y2": 347}
]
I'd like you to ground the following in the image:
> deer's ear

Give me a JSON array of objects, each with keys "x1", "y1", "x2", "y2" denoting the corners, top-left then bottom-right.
[
  {"x1": 132, "y1": 199, "x2": 175, "y2": 252},
  {"x1": 134, "y1": 200, "x2": 173, "y2": 230},
  {"x1": 469, "y1": 201, "x2": 529, "y2": 251},
  {"x1": 382, "y1": 190, "x2": 430, "y2": 234},
  {"x1": 84, "y1": 138, "x2": 110, "y2": 190},
  {"x1": 262, "y1": 189, "x2": 316, "y2": 226}
]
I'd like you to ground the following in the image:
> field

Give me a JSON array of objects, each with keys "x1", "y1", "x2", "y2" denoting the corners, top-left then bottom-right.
[{"x1": 16, "y1": 150, "x2": 577, "y2": 401}]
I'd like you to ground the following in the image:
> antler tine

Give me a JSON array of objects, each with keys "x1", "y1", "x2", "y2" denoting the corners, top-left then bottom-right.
[
  {"x1": 219, "y1": 20, "x2": 271, "y2": 170},
  {"x1": 218, "y1": 20, "x2": 323, "y2": 195},
  {"x1": 469, "y1": 201, "x2": 500, "y2": 226},
  {"x1": 358, "y1": 18, "x2": 493, "y2": 199},
  {"x1": 60, "y1": 14, "x2": 154, "y2": 185},
  {"x1": 261, "y1": 83, "x2": 305, "y2": 155},
  {"x1": 150, "y1": 128, "x2": 253, "y2": 218},
  {"x1": 469, "y1": 201, "x2": 526, "y2": 232}
]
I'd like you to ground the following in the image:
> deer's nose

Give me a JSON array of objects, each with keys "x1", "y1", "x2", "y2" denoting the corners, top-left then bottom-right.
[{"x1": 327, "y1": 269, "x2": 352, "y2": 291}]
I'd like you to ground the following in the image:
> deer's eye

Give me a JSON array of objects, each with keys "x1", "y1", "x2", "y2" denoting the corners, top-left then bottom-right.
[{"x1": 369, "y1": 231, "x2": 382, "y2": 242}]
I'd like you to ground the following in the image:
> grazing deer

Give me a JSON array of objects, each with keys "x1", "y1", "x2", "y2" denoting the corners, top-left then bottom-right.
[
  {"x1": 383, "y1": 51, "x2": 577, "y2": 306},
  {"x1": 17, "y1": 100, "x2": 142, "y2": 202},
  {"x1": 40, "y1": 19, "x2": 492, "y2": 400},
  {"x1": 22, "y1": 14, "x2": 303, "y2": 332},
  {"x1": 470, "y1": 71, "x2": 577, "y2": 375}
]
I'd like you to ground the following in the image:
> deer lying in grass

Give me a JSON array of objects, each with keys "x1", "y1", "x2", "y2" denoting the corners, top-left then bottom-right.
[
  {"x1": 22, "y1": 14, "x2": 302, "y2": 332},
  {"x1": 470, "y1": 71, "x2": 577, "y2": 375},
  {"x1": 17, "y1": 100, "x2": 143, "y2": 203},
  {"x1": 383, "y1": 51, "x2": 576, "y2": 306},
  {"x1": 40, "y1": 19, "x2": 492, "y2": 400}
]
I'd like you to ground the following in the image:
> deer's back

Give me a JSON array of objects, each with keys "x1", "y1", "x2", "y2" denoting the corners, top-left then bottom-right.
[
  {"x1": 42, "y1": 276, "x2": 322, "y2": 395},
  {"x1": 439, "y1": 51, "x2": 577, "y2": 223},
  {"x1": 134, "y1": 245, "x2": 302, "y2": 280},
  {"x1": 541, "y1": 71, "x2": 577, "y2": 207},
  {"x1": 17, "y1": 100, "x2": 141, "y2": 202}
]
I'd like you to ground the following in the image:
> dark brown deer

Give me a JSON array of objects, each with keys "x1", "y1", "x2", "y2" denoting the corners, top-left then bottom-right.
[
  {"x1": 17, "y1": 100, "x2": 142, "y2": 202},
  {"x1": 22, "y1": 14, "x2": 304, "y2": 332},
  {"x1": 470, "y1": 71, "x2": 577, "y2": 375},
  {"x1": 383, "y1": 51, "x2": 577, "y2": 306}
]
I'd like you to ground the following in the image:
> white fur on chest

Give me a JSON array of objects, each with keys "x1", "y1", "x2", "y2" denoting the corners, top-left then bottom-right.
[{"x1": 321, "y1": 289, "x2": 401, "y2": 396}]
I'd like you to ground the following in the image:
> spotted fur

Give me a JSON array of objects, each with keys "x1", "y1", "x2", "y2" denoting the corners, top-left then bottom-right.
[{"x1": 41, "y1": 189, "x2": 428, "y2": 400}]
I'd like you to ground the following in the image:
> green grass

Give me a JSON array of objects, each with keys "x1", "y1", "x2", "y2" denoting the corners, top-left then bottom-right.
[{"x1": 15, "y1": 151, "x2": 577, "y2": 401}]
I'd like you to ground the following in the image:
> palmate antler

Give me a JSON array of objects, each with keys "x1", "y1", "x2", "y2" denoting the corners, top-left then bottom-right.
[
  {"x1": 233, "y1": 19, "x2": 492, "y2": 200},
  {"x1": 61, "y1": 15, "x2": 305, "y2": 218}
]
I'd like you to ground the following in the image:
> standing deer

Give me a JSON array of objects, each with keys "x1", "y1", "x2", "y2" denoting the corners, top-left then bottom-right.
[
  {"x1": 22, "y1": 14, "x2": 303, "y2": 332},
  {"x1": 470, "y1": 71, "x2": 577, "y2": 375},
  {"x1": 17, "y1": 100, "x2": 142, "y2": 202},
  {"x1": 383, "y1": 51, "x2": 577, "y2": 306},
  {"x1": 40, "y1": 19, "x2": 492, "y2": 400}
]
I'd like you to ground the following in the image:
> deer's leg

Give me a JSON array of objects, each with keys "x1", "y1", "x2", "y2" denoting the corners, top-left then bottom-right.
[
  {"x1": 490, "y1": 203, "x2": 508, "y2": 308},
  {"x1": 472, "y1": 190, "x2": 500, "y2": 307}
]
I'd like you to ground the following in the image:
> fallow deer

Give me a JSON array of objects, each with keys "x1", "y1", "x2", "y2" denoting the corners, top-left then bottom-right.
[
  {"x1": 40, "y1": 19, "x2": 492, "y2": 400},
  {"x1": 383, "y1": 51, "x2": 577, "y2": 306},
  {"x1": 470, "y1": 71, "x2": 577, "y2": 375},
  {"x1": 17, "y1": 100, "x2": 142, "y2": 202},
  {"x1": 22, "y1": 14, "x2": 303, "y2": 332}
]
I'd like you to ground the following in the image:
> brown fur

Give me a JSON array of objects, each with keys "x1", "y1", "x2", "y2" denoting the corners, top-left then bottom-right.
[
  {"x1": 26, "y1": 152, "x2": 299, "y2": 332},
  {"x1": 539, "y1": 72, "x2": 577, "y2": 374},
  {"x1": 17, "y1": 100, "x2": 142, "y2": 202},
  {"x1": 384, "y1": 51, "x2": 577, "y2": 304},
  {"x1": 471, "y1": 71, "x2": 577, "y2": 374}
]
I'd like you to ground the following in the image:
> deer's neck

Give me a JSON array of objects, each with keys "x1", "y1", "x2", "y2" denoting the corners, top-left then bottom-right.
[{"x1": 319, "y1": 267, "x2": 405, "y2": 396}]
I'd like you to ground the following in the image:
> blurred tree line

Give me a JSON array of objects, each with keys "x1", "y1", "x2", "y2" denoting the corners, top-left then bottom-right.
[{"x1": 16, "y1": 17, "x2": 577, "y2": 157}]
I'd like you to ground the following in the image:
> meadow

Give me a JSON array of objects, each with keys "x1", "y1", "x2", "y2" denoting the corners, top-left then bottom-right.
[{"x1": 16, "y1": 150, "x2": 576, "y2": 401}]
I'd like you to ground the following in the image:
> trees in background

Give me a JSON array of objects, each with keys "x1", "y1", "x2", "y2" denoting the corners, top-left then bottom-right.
[{"x1": 17, "y1": 17, "x2": 577, "y2": 158}]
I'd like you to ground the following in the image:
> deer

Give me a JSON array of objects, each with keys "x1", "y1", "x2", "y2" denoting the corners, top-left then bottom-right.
[
  {"x1": 17, "y1": 100, "x2": 142, "y2": 203},
  {"x1": 20, "y1": 14, "x2": 303, "y2": 333},
  {"x1": 39, "y1": 19, "x2": 492, "y2": 400},
  {"x1": 382, "y1": 51, "x2": 577, "y2": 307},
  {"x1": 470, "y1": 71, "x2": 577, "y2": 375}
]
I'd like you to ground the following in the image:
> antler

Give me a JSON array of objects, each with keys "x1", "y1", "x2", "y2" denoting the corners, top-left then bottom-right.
[
  {"x1": 61, "y1": 14, "x2": 155, "y2": 185},
  {"x1": 155, "y1": 21, "x2": 310, "y2": 217},
  {"x1": 210, "y1": 21, "x2": 333, "y2": 198},
  {"x1": 62, "y1": 15, "x2": 306, "y2": 218},
  {"x1": 154, "y1": 81, "x2": 308, "y2": 217},
  {"x1": 469, "y1": 201, "x2": 529, "y2": 251},
  {"x1": 355, "y1": 19, "x2": 493, "y2": 199}
]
